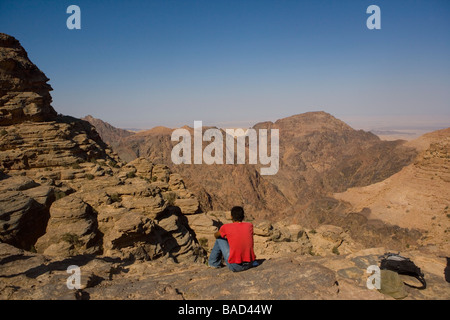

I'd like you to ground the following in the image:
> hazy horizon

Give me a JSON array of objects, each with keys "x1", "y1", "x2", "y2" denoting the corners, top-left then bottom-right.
[
  {"x1": 92, "y1": 112, "x2": 450, "y2": 142},
  {"x1": 1, "y1": 0, "x2": 449, "y2": 130}
]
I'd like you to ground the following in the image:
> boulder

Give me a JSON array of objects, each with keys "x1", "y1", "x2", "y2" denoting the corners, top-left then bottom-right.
[
  {"x1": 174, "y1": 198, "x2": 199, "y2": 214},
  {"x1": 102, "y1": 211, "x2": 157, "y2": 260},
  {"x1": 307, "y1": 225, "x2": 359, "y2": 256},
  {"x1": 185, "y1": 213, "x2": 222, "y2": 251},
  {"x1": 0, "y1": 190, "x2": 49, "y2": 250},
  {"x1": 152, "y1": 164, "x2": 170, "y2": 183},
  {"x1": 121, "y1": 193, "x2": 166, "y2": 218},
  {"x1": 0, "y1": 175, "x2": 39, "y2": 191},
  {"x1": 0, "y1": 175, "x2": 52, "y2": 250},
  {"x1": 35, "y1": 195, "x2": 101, "y2": 256},
  {"x1": 253, "y1": 220, "x2": 273, "y2": 237},
  {"x1": 168, "y1": 173, "x2": 185, "y2": 190},
  {"x1": 156, "y1": 209, "x2": 201, "y2": 261},
  {"x1": 125, "y1": 157, "x2": 153, "y2": 180}
]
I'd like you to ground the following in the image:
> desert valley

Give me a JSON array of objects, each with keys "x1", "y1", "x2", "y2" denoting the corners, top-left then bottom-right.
[{"x1": 0, "y1": 33, "x2": 449, "y2": 300}]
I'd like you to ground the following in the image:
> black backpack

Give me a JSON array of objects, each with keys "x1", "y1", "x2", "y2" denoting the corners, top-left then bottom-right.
[{"x1": 379, "y1": 252, "x2": 426, "y2": 290}]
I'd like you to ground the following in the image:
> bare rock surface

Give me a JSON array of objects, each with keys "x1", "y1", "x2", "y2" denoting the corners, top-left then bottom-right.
[
  {"x1": 1, "y1": 242, "x2": 448, "y2": 300},
  {"x1": 0, "y1": 174, "x2": 52, "y2": 250},
  {"x1": 34, "y1": 195, "x2": 102, "y2": 257},
  {"x1": 0, "y1": 33, "x2": 56, "y2": 125},
  {"x1": 0, "y1": 116, "x2": 116, "y2": 170}
]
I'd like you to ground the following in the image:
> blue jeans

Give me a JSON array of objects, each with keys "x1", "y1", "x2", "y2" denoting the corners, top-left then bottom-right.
[{"x1": 208, "y1": 238, "x2": 257, "y2": 272}]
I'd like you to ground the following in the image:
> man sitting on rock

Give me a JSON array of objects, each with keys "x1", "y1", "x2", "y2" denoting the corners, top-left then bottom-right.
[{"x1": 208, "y1": 206, "x2": 258, "y2": 272}]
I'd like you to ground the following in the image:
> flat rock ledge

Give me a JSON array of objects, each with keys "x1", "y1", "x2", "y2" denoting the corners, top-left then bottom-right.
[{"x1": 1, "y1": 243, "x2": 448, "y2": 300}]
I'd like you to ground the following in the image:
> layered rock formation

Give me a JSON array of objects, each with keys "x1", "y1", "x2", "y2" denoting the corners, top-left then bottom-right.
[
  {"x1": 0, "y1": 175, "x2": 53, "y2": 250},
  {"x1": 0, "y1": 117, "x2": 115, "y2": 170},
  {"x1": 1, "y1": 155, "x2": 204, "y2": 262},
  {"x1": 0, "y1": 33, "x2": 203, "y2": 263},
  {"x1": 0, "y1": 33, "x2": 56, "y2": 125},
  {"x1": 0, "y1": 35, "x2": 115, "y2": 170}
]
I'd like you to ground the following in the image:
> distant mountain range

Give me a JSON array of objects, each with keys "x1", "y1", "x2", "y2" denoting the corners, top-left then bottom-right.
[{"x1": 83, "y1": 111, "x2": 418, "y2": 221}]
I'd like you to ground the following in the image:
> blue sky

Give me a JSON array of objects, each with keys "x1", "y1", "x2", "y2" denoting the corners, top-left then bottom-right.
[{"x1": 1, "y1": 0, "x2": 449, "y2": 129}]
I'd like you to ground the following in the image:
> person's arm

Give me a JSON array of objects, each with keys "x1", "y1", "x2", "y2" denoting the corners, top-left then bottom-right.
[{"x1": 214, "y1": 225, "x2": 226, "y2": 239}]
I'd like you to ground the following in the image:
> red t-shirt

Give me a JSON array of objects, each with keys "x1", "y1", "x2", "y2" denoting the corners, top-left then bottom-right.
[{"x1": 220, "y1": 222, "x2": 256, "y2": 264}]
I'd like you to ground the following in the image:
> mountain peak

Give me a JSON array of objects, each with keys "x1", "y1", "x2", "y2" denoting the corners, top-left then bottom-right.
[
  {"x1": 275, "y1": 111, "x2": 350, "y2": 127},
  {"x1": 253, "y1": 111, "x2": 355, "y2": 134}
]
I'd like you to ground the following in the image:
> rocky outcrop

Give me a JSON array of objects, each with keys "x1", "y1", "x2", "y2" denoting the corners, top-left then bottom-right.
[
  {"x1": 0, "y1": 175, "x2": 53, "y2": 250},
  {"x1": 0, "y1": 33, "x2": 56, "y2": 125},
  {"x1": 23, "y1": 157, "x2": 204, "y2": 262},
  {"x1": 1, "y1": 149, "x2": 203, "y2": 262},
  {"x1": 0, "y1": 34, "x2": 203, "y2": 264},
  {"x1": 34, "y1": 195, "x2": 102, "y2": 257},
  {"x1": 0, "y1": 117, "x2": 116, "y2": 170},
  {"x1": 0, "y1": 35, "x2": 116, "y2": 171}
]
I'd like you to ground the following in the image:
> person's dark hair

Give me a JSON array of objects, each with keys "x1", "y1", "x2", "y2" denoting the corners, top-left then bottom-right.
[{"x1": 231, "y1": 206, "x2": 245, "y2": 222}]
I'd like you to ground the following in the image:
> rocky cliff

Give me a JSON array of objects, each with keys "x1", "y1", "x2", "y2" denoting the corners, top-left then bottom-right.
[
  {"x1": 0, "y1": 34, "x2": 115, "y2": 170},
  {"x1": 0, "y1": 33, "x2": 203, "y2": 263},
  {"x1": 0, "y1": 33, "x2": 56, "y2": 125}
]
